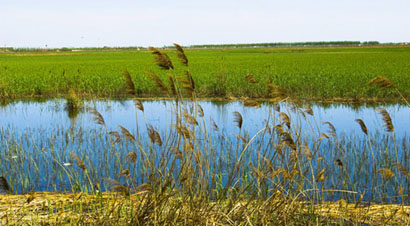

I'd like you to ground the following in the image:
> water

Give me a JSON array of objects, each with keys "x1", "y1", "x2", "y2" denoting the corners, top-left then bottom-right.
[
  {"x1": 0, "y1": 99, "x2": 409, "y2": 203},
  {"x1": 1, "y1": 99, "x2": 408, "y2": 137}
]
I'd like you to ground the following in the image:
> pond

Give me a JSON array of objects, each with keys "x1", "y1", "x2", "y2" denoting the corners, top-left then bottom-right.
[{"x1": 0, "y1": 99, "x2": 409, "y2": 203}]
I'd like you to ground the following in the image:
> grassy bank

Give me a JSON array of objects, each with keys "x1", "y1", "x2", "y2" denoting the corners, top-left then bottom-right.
[
  {"x1": 1, "y1": 193, "x2": 409, "y2": 225},
  {"x1": 0, "y1": 46, "x2": 409, "y2": 101}
]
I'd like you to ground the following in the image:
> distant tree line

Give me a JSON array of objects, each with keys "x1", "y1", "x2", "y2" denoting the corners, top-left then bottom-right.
[{"x1": 1, "y1": 41, "x2": 409, "y2": 52}]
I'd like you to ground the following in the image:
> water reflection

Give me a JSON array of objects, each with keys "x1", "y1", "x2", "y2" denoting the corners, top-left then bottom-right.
[{"x1": 0, "y1": 99, "x2": 408, "y2": 202}]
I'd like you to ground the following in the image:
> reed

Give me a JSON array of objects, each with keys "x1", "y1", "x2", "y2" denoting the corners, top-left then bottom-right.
[{"x1": 0, "y1": 44, "x2": 409, "y2": 225}]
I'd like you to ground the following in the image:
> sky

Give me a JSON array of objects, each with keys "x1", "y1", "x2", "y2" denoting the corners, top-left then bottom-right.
[{"x1": 1, "y1": 0, "x2": 409, "y2": 48}]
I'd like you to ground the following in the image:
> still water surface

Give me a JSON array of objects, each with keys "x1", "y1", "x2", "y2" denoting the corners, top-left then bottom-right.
[{"x1": 0, "y1": 99, "x2": 408, "y2": 202}]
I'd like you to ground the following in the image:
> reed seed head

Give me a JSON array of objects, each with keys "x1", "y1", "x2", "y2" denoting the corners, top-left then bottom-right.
[
  {"x1": 322, "y1": 121, "x2": 336, "y2": 137},
  {"x1": 123, "y1": 69, "x2": 136, "y2": 95},
  {"x1": 125, "y1": 152, "x2": 137, "y2": 163},
  {"x1": 354, "y1": 118, "x2": 368, "y2": 135},
  {"x1": 378, "y1": 168, "x2": 395, "y2": 179},
  {"x1": 279, "y1": 112, "x2": 291, "y2": 129},
  {"x1": 148, "y1": 70, "x2": 169, "y2": 93},
  {"x1": 69, "y1": 152, "x2": 86, "y2": 171},
  {"x1": 376, "y1": 108, "x2": 394, "y2": 132},
  {"x1": 148, "y1": 46, "x2": 174, "y2": 70},
  {"x1": 233, "y1": 111, "x2": 243, "y2": 130},
  {"x1": 88, "y1": 107, "x2": 105, "y2": 126},
  {"x1": 148, "y1": 125, "x2": 162, "y2": 146},
  {"x1": 119, "y1": 126, "x2": 136, "y2": 141},
  {"x1": 134, "y1": 99, "x2": 144, "y2": 112},
  {"x1": 369, "y1": 76, "x2": 395, "y2": 88},
  {"x1": 243, "y1": 100, "x2": 261, "y2": 108},
  {"x1": 174, "y1": 43, "x2": 188, "y2": 66},
  {"x1": 245, "y1": 74, "x2": 258, "y2": 84}
]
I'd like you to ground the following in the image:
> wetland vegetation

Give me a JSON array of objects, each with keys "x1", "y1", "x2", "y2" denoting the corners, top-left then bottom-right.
[
  {"x1": 0, "y1": 44, "x2": 409, "y2": 225},
  {"x1": 0, "y1": 46, "x2": 409, "y2": 101}
]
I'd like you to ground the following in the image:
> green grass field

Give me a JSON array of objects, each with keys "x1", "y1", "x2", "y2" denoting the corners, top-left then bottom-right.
[{"x1": 0, "y1": 46, "x2": 409, "y2": 101}]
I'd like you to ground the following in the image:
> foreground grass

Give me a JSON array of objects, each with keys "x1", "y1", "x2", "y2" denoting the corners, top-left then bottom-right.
[
  {"x1": 0, "y1": 46, "x2": 409, "y2": 101},
  {"x1": 1, "y1": 193, "x2": 409, "y2": 225}
]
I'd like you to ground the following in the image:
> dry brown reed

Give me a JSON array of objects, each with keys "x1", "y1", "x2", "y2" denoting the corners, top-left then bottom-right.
[
  {"x1": 125, "y1": 152, "x2": 137, "y2": 163},
  {"x1": 180, "y1": 71, "x2": 195, "y2": 96},
  {"x1": 369, "y1": 76, "x2": 395, "y2": 88},
  {"x1": 233, "y1": 111, "x2": 243, "y2": 129},
  {"x1": 88, "y1": 108, "x2": 105, "y2": 126},
  {"x1": 267, "y1": 84, "x2": 288, "y2": 99},
  {"x1": 394, "y1": 163, "x2": 410, "y2": 177},
  {"x1": 134, "y1": 99, "x2": 144, "y2": 112},
  {"x1": 123, "y1": 69, "x2": 136, "y2": 95},
  {"x1": 279, "y1": 112, "x2": 291, "y2": 129},
  {"x1": 167, "y1": 74, "x2": 177, "y2": 96},
  {"x1": 183, "y1": 112, "x2": 198, "y2": 125},
  {"x1": 378, "y1": 168, "x2": 395, "y2": 180},
  {"x1": 148, "y1": 125, "x2": 162, "y2": 146},
  {"x1": 174, "y1": 43, "x2": 188, "y2": 66},
  {"x1": 245, "y1": 74, "x2": 258, "y2": 83},
  {"x1": 322, "y1": 121, "x2": 337, "y2": 137},
  {"x1": 304, "y1": 105, "x2": 314, "y2": 116},
  {"x1": 109, "y1": 131, "x2": 121, "y2": 143},
  {"x1": 119, "y1": 125, "x2": 136, "y2": 141},
  {"x1": 243, "y1": 100, "x2": 261, "y2": 108},
  {"x1": 148, "y1": 47, "x2": 174, "y2": 70},
  {"x1": 148, "y1": 70, "x2": 169, "y2": 93},
  {"x1": 355, "y1": 119, "x2": 368, "y2": 135},
  {"x1": 69, "y1": 153, "x2": 86, "y2": 171},
  {"x1": 376, "y1": 108, "x2": 394, "y2": 132}
]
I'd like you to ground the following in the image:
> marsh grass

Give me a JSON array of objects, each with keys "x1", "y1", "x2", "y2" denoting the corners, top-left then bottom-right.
[{"x1": 0, "y1": 45, "x2": 409, "y2": 225}]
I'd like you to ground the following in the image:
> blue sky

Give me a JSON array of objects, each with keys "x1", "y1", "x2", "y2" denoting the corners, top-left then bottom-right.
[{"x1": 1, "y1": 0, "x2": 409, "y2": 48}]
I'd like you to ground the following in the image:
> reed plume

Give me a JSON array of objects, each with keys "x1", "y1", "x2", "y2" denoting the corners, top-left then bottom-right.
[
  {"x1": 378, "y1": 168, "x2": 395, "y2": 179},
  {"x1": 245, "y1": 74, "x2": 258, "y2": 83},
  {"x1": 243, "y1": 100, "x2": 261, "y2": 108},
  {"x1": 316, "y1": 168, "x2": 325, "y2": 182},
  {"x1": 123, "y1": 69, "x2": 136, "y2": 95},
  {"x1": 69, "y1": 152, "x2": 86, "y2": 171},
  {"x1": 148, "y1": 70, "x2": 169, "y2": 93},
  {"x1": 267, "y1": 84, "x2": 288, "y2": 99},
  {"x1": 119, "y1": 126, "x2": 136, "y2": 141},
  {"x1": 109, "y1": 131, "x2": 121, "y2": 143},
  {"x1": 125, "y1": 152, "x2": 137, "y2": 163},
  {"x1": 134, "y1": 100, "x2": 144, "y2": 112},
  {"x1": 280, "y1": 132, "x2": 296, "y2": 150},
  {"x1": 211, "y1": 119, "x2": 219, "y2": 131},
  {"x1": 272, "y1": 102, "x2": 280, "y2": 112},
  {"x1": 89, "y1": 108, "x2": 105, "y2": 126},
  {"x1": 174, "y1": 124, "x2": 191, "y2": 139},
  {"x1": 376, "y1": 108, "x2": 394, "y2": 132},
  {"x1": 104, "y1": 178, "x2": 130, "y2": 195},
  {"x1": 183, "y1": 112, "x2": 198, "y2": 125},
  {"x1": 167, "y1": 74, "x2": 177, "y2": 96},
  {"x1": 394, "y1": 163, "x2": 410, "y2": 177},
  {"x1": 148, "y1": 47, "x2": 174, "y2": 70},
  {"x1": 173, "y1": 43, "x2": 188, "y2": 66},
  {"x1": 354, "y1": 119, "x2": 368, "y2": 135},
  {"x1": 322, "y1": 121, "x2": 336, "y2": 137},
  {"x1": 197, "y1": 104, "x2": 204, "y2": 117},
  {"x1": 233, "y1": 111, "x2": 243, "y2": 130},
  {"x1": 369, "y1": 76, "x2": 395, "y2": 88},
  {"x1": 180, "y1": 71, "x2": 195, "y2": 96},
  {"x1": 120, "y1": 169, "x2": 130, "y2": 177},
  {"x1": 148, "y1": 125, "x2": 162, "y2": 146},
  {"x1": 279, "y1": 112, "x2": 291, "y2": 129},
  {"x1": 304, "y1": 105, "x2": 313, "y2": 116}
]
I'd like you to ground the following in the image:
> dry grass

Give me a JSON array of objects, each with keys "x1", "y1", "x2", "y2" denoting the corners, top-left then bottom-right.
[{"x1": 1, "y1": 193, "x2": 409, "y2": 225}]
